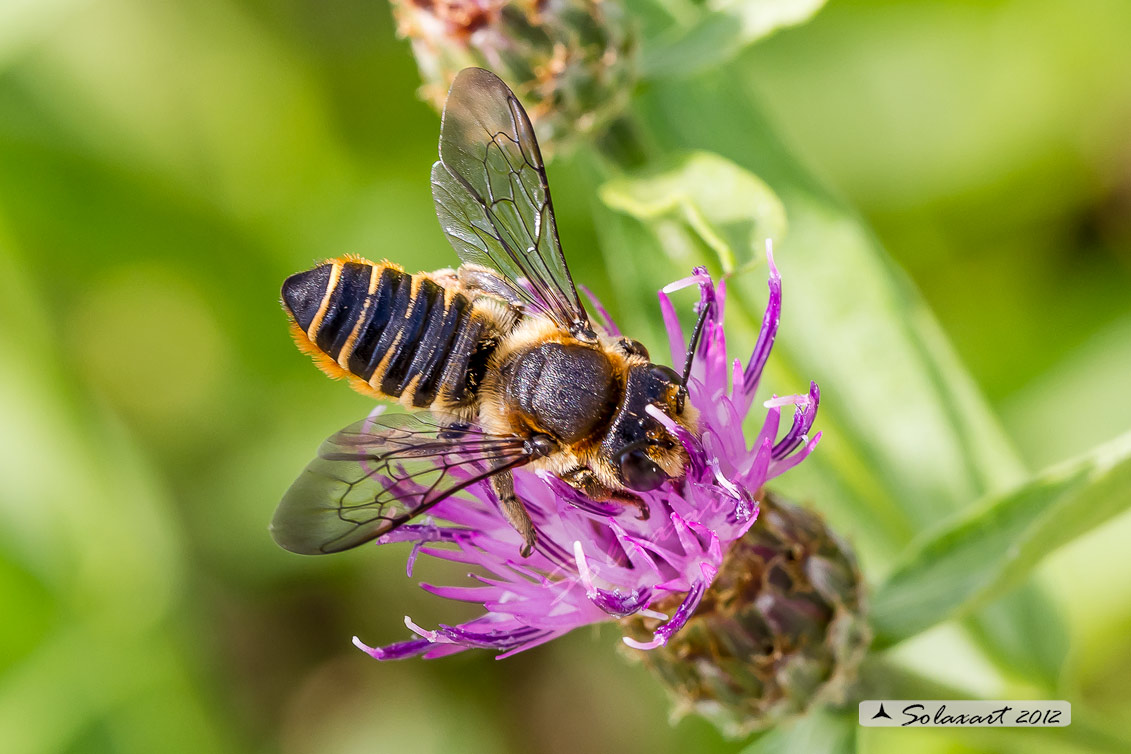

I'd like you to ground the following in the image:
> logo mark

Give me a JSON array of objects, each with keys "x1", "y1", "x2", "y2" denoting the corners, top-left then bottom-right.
[{"x1": 859, "y1": 700, "x2": 1071, "y2": 727}]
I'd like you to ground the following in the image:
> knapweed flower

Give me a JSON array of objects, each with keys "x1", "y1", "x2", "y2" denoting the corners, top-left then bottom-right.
[
  {"x1": 626, "y1": 490, "x2": 870, "y2": 735},
  {"x1": 352, "y1": 247, "x2": 846, "y2": 674},
  {"x1": 390, "y1": 0, "x2": 635, "y2": 154}
]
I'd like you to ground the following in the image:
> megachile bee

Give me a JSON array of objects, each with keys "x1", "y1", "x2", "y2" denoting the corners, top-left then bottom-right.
[{"x1": 272, "y1": 68, "x2": 709, "y2": 558}]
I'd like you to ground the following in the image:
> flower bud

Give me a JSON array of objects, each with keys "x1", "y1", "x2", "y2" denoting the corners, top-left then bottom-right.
[
  {"x1": 625, "y1": 491, "x2": 871, "y2": 737},
  {"x1": 391, "y1": 0, "x2": 636, "y2": 154}
]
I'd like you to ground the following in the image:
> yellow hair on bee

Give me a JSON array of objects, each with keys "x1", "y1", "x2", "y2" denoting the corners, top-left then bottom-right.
[
  {"x1": 288, "y1": 318, "x2": 386, "y2": 400},
  {"x1": 285, "y1": 255, "x2": 403, "y2": 401},
  {"x1": 334, "y1": 252, "x2": 388, "y2": 267}
]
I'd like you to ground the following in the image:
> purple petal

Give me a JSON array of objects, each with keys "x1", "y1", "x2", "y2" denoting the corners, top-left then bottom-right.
[
  {"x1": 739, "y1": 436, "x2": 774, "y2": 493},
  {"x1": 579, "y1": 284, "x2": 621, "y2": 336},
  {"x1": 713, "y1": 275, "x2": 727, "y2": 329},
  {"x1": 622, "y1": 568, "x2": 713, "y2": 650},
  {"x1": 496, "y1": 629, "x2": 569, "y2": 659},
  {"x1": 434, "y1": 623, "x2": 550, "y2": 649},
  {"x1": 573, "y1": 541, "x2": 654, "y2": 617},
  {"x1": 608, "y1": 522, "x2": 665, "y2": 578},
  {"x1": 353, "y1": 635, "x2": 432, "y2": 661},
  {"x1": 752, "y1": 405, "x2": 782, "y2": 463},
  {"x1": 585, "y1": 587, "x2": 652, "y2": 618},
  {"x1": 741, "y1": 242, "x2": 782, "y2": 398},
  {"x1": 542, "y1": 474, "x2": 624, "y2": 516},
  {"x1": 657, "y1": 289, "x2": 686, "y2": 368},
  {"x1": 772, "y1": 382, "x2": 820, "y2": 460},
  {"x1": 419, "y1": 584, "x2": 502, "y2": 603},
  {"x1": 769, "y1": 431, "x2": 823, "y2": 477}
]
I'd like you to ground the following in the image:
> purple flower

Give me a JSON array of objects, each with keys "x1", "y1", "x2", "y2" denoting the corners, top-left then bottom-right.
[{"x1": 353, "y1": 244, "x2": 820, "y2": 660}]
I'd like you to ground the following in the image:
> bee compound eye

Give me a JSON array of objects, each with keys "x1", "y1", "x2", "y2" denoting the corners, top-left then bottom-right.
[
  {"x1": 649, "y1": 364, "x2": 681, "y2": 385},
  {"x1": 618, "y1": 447, "x2": 668, "y2": 492}
]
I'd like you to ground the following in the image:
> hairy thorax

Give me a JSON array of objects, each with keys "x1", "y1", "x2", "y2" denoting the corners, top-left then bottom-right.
[{"x1": 500, "y1": 342, "x2": 617, "y2": 443}]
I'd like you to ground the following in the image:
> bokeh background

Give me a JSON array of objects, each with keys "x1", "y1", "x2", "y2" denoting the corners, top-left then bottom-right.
[{"x1": 1, "y1": 1, "x2": 1129, "y2": 752}]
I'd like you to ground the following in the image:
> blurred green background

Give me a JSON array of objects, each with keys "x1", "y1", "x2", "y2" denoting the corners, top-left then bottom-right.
[{"x1": 1, "y1": 0, "x2": 1129, "y2": 752}]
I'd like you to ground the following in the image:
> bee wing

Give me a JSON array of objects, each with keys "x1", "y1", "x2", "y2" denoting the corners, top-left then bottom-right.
[
  {"x1": 431, "y1": 67, "x2": 591, "y2": 337},
  {"x1": 271, "y1": 412, "x2": 534, "y2": 555}
]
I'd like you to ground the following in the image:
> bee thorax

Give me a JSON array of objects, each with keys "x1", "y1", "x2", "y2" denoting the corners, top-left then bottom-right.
[{"x1": 504, "y1": 343, "x2": 615, "y2": 443}]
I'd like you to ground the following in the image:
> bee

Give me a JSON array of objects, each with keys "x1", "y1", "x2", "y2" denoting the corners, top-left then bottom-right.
[{"x1": 272, "y1": 68, "x2": 710, "y2": 558}]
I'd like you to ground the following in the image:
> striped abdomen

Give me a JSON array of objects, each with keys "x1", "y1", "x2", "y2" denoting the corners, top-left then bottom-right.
[{"x1": 281, "y1": 257, "x2": 496, "y2": 409}]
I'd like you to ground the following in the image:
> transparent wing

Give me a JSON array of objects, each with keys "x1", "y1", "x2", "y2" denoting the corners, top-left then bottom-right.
[
  {"x1": 431, "y1": 67, "x2": 592, "y2": 338},
  {"x1": 271, "y1": 413, "x2": 533, "y2": 555}
]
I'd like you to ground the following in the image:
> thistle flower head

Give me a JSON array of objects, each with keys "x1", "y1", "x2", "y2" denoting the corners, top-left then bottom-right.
[
  {"x1": 626, "y1": 490, "x2": 870, "y2": 735},
  {"x1": 391, "y1": 0, "x2": 636, "y2": 154},
  {"x1": 353, "y1": 245, "x2": 826, "y2": 662}
]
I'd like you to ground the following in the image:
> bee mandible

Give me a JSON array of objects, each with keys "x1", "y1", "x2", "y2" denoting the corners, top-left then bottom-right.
[{"x1": 272, "y1": 68, "x2": 710, "y2": 558}]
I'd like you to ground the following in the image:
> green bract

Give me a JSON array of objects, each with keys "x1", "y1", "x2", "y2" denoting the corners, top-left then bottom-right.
[
  {"x1": 392, "y1": 0, "x2": 636, "y2": 155},
  {"x1": 627, "y1": 492, "x2": 870, "y2": 737}
]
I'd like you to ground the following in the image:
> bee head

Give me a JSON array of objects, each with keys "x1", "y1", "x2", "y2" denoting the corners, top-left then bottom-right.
[
  {"x1": 601, "y1": 363, "x2": 698, "y2": 492},
  {"x1": 601, "y1": 298, "x2": 711, "y2": 492}
]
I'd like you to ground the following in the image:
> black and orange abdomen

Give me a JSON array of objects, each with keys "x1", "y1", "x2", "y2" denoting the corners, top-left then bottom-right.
[{"x1": 282, "y1": 257, "x2": 497, "y2": 409}]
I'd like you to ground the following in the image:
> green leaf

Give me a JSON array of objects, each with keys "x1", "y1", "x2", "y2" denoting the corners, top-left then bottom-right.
[
  {"x1": 599, "y1": 150, "x2": 786, "y2": 274},
  {"x1": 872, "y1": 431, "x2": 1131, "y2": 643},
  {"x1": 962, "y1": 583, "x2": 1069, "y2": 688},
  {"x1": 643, "y1": 0, "x2": 828, "y2": 79},
  {"x1": 740, "y1": 709, "x2": 856, "y2": 754}
]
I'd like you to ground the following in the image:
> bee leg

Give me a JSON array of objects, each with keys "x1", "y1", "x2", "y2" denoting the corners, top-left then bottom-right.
[
  {"x1": 560, "y1": 467, "x2": 650, "y2": 521},
  {"x1": 489, "y1": 471, "x2": 537, "y2": 557}
]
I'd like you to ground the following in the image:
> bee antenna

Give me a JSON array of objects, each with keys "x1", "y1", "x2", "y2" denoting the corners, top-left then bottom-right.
[{"x1": 678, "y1": 300, "x2": 712, "y2": 394}]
